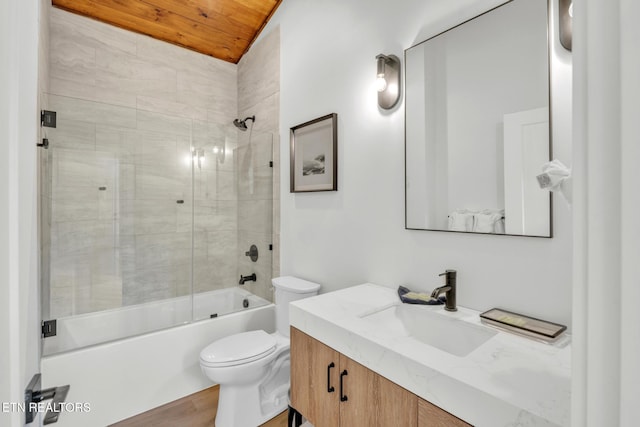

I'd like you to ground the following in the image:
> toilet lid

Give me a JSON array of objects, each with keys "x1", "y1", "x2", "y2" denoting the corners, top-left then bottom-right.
[
  {"x1": 200, "y1": 330, "x2": 276, "y2": 367},
  {"x1": 272, "y1": 276, "x2": 321, "y2": 294}
]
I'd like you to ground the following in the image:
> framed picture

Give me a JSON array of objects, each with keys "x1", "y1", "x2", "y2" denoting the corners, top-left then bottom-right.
[{"x1": 290, "y1": 113, "x2": 338, "y2": 193}]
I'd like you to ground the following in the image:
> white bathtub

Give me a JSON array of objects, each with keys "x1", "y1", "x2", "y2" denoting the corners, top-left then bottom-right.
[
  {"x1": 41, "y1": 287, "x2": 275, "y2": 427},
  {"x1": 43, "y1": 287, "x2": 269, "y2": 355}
]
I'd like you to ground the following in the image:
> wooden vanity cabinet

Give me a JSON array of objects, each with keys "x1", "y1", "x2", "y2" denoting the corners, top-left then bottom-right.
[
  {"x1": 291, "y1": 327, "x2": 473, "y2": 427},
  {"x1": 291, "y1": 327, "x2": 417, "y2": 427},
  {"x1": 339, "y1": 355, "x2": 417, "y2": 426},
  {"x1": 290, "y1": 327, "x2": 340, "y2": 426},
  {"x1": 418, "y1": 399, "x2": 472, "y2": 427}
]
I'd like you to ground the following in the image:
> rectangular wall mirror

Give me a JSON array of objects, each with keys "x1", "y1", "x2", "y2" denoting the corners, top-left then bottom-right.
[{"x1": 405, "y1": 0, "x2": 551, "y2": 237}]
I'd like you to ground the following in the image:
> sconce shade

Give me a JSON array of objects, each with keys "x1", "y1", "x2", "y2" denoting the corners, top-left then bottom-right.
[
  {"x1": 559, "y1": 0, "x2": 572, "y2": 51},
  {"x1": 376, "y1": 54, "x2": 401, "y2": 109},
  {"x1": 376, "y1": 55, "x2": 388, "y2": 91}
]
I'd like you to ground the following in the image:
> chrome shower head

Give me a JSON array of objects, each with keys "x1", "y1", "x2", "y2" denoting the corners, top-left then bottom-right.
[{"x1": 233, "y1": 116, "x2": 255, "y2": 131}]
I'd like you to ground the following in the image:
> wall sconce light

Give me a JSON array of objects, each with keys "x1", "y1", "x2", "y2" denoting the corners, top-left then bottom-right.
[
  {"x1": 375, "y1": 54, "x2": 401, "y2": 109},
  {"x1": 559, "y1": 0, "x2": 573, "y2": 51}
]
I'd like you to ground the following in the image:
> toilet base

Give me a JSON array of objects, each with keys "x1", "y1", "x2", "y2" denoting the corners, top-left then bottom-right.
[
  {"x1": 213, "y1": 348, "x2": 291, "y2": 427},
  {"x1": 215, "y1": 382, "x2": 288, "y2": 427}
]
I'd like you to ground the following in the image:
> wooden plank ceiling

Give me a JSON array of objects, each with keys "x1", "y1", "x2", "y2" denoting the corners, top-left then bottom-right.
[{"x1": 51, "y1": 0, "x2": 282, "y2": 64}]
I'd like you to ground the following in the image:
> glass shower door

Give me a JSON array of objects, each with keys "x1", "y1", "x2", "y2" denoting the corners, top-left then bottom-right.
[
  {"x1": 40, "y1": 92, "x2": 275, "y2": 355},
  {"x1": 41, "y1": 93, "x2": 195, "y2": 355},
  {"x1": 190, "y1": 126, "x2": 273, "y2": 321},
  {"x1": 235, "y1": 131, "x2": 274, "y2": 303}
]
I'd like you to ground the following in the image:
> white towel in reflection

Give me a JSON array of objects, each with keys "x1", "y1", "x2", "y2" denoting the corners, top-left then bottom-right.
[
  {"x1": 473, "y1": 209, "x2": 504, "y2": 233},
  {"x1": 448, "y1": 209, "x2": 475, "y2": 231}
]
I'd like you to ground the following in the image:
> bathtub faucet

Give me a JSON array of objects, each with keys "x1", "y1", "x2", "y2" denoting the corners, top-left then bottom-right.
[{"x1": 239, "y1": 273, "x2": 257, "y2": 285}]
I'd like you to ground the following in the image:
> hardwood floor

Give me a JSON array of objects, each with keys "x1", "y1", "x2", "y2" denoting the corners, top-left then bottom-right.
[
  {"x1": 110, "y1": 386, "x2": 288, "y2": 427},
  {"x1": 262, "y1": 411, "x2": 288, "y2": 427}
]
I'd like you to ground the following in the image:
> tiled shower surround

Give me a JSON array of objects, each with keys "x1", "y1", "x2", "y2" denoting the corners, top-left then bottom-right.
[
  {"x1": 43, "y1": 8, "x2": 279, "y2": 319},
  {"x1": 236, "y1": 27, "x2": 281, "y2": 297}
]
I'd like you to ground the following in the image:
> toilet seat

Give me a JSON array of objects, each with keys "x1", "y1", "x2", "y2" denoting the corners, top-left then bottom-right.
[{"x1": 200, "y1": 330, "x2": 276, "y2": 368}]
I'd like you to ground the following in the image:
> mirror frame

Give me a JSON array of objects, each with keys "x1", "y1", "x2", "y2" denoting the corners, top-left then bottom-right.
[{"x1": 404, "y1": 0, "x2": 553, "y2": 238}]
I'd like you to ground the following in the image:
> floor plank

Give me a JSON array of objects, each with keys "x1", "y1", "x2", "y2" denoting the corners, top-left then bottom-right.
[
  {"x1": 110, "y1": 385, "x2": 288, "y2": 427},
  {"x1": 261, "y1": 410, "x2": 288, "y2": 427}
]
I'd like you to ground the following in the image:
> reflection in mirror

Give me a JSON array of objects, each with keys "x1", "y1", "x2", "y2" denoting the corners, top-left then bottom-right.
[{"x1": 405, "y1": 0, "x2": 551, "y2": 237}]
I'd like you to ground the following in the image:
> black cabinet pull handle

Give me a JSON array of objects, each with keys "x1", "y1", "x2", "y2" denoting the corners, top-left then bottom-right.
[
  {"x1": 339, "y1": 369, "x2": 348, "y2": 402},
  {"x1": 327, "y1": 362, "x2": 335, "y2": 393}
]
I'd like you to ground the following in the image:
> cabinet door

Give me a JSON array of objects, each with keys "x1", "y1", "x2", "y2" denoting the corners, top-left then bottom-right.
[
  {"x1": 290, "y1": 327, "x2": 340, "y2": 427},
  {"x1": 340, "y1": 355, "x2": 417, "y2": 427},
  {"x1": 418, "y1": 398, "x2": 472, "y2": 427}
]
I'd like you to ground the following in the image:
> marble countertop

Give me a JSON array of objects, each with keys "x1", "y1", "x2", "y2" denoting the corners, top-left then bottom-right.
[{"x1": 290, "y1": 283, "x2": 571, "y2": 427}]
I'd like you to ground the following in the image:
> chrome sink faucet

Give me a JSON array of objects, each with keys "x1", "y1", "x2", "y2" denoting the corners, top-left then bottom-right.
[{"x1": 431, "y1": 270, "x2": 457, "y2": 312}]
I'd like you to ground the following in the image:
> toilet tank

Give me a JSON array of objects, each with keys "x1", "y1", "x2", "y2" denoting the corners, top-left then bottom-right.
[{"x1": 272, "y1": 276, "x2": 321, "y2": 337}]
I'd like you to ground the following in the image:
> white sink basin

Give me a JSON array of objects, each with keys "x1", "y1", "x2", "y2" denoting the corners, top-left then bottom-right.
[{"x1": 361, "y1": 304, "x2": 497, "y2": 357}]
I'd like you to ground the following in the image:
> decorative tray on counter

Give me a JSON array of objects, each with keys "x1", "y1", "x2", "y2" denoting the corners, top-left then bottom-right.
[{"x1": 480, "y1": 308, "x2": 567, "y2": 342}]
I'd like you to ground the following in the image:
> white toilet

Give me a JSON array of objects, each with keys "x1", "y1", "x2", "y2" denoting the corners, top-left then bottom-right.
[{"x1": 200, "y1": 276, "x2": 320, "y2": 427}]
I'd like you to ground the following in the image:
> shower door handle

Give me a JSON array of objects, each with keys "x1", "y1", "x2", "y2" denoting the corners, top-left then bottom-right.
[{"x1": 327, "y1": 362, "x2": 335, "y2": 393}]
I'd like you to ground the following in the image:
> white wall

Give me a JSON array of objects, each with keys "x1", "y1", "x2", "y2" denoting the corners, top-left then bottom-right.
[
  {"x1": 268, "y1": 0, "x2": 573, "y2": 327},
  {"x1": 445, "y1": 0, "x2": 548, "y2": 212},
  {"x1": 405, "y1": 41, "x2": 449, "y2": 229},
  {"x1": 571, "y1": 0, "x2": 640, "y2": 425},
  {"x1": 0, "y1": 0, "x2": 43, "y2": 425},
  {"x1": 0, "y1": 0, "x2": 12, "y2": 414}
]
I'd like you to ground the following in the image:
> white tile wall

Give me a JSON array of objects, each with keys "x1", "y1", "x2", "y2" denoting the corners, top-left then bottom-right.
[
  {"x1": 47, "y1": 8, "x2": 242, "y2": 317},
  {"x1": 236, "y1": 27, "x2": 281, "y2": 298},
  {"x1": 46, "y1": 8, "x2": 280, "y2": 318}
]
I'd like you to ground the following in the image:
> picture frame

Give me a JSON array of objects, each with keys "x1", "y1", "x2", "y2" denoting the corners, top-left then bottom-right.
[{"x1": 290, "y1": 113, "x2": 338, "y2": 193}]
